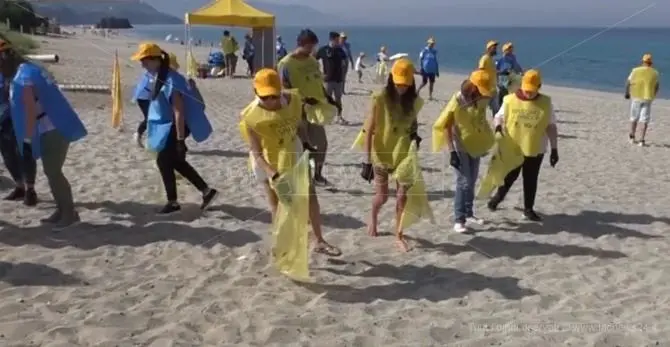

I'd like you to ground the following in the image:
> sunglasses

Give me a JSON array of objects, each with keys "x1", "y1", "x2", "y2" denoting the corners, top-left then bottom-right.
[{"x1": 259, "y1": 95, "x2": 280, "y2": 101}]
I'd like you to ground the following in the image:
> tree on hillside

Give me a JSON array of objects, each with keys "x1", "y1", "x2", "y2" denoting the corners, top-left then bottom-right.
[{"x1": 0, "y1": 0, "x2": 40, "y2": 31}]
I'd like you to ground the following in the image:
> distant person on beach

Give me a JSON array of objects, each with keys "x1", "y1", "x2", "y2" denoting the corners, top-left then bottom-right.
[
  {"x1": 488, "y1": 70, "x2": 559, "y2": 222},
  {"x1": 276, "y1": 35, "x2": 287, "y2": 61},
  {"x1": 243, "y1": 33, "x2": 255, "y2": 76},
  {"x1": 1, "y1": 38, "x2": 88, "y2": 227},
  {"x1": 316, "y1": 31, "x2": 349, "y2": 124},
  {"x1": 0, "y1": 72, "x2": 38, "y2": 206},
  {"x1": 131, "y1": 43, "x2": 219, "y2": 214},
  {"x1": 239, "y1": 68, "x2": 341, "y2": 256},
  {"x1": 376, "y1": 46, "x2": 389, "y2": 83},
  {"x1": 432, "y1": 70, "x2": 494, "y2": 233},
  {"x1": 277, "y1": 29, "x2": 334, "y2": 185},
  {"x1": 417, "y1": 37, "x2": 439, "y2": 100},
  {"x1": 625, "y1": 53, "x2": 659, "y2": 147},
  {"x1": 339, "y1": 32, "x2": 355, "y2": 94},
  {"x1": 495, "y1": 42, "x2": 523, "y2": 106},
  {"x1": 361, "y1": 59, "x2": 423, "y2": 252},
  {"x1": 221, "y1": 30, "x2": 239, "y2": 77},
  {"x1": 479, "y1": 40, "x2": 499, "y2": 116},
  {"x1": 355, "y1": 52, "x2": 366, "y2": 83}
]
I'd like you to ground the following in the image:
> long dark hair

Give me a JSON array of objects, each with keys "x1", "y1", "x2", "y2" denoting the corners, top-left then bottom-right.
[
  {"x1": 151, "y1": 50, "x2": 171, "y2": 100},
  {"x1": 384, "y1": 74, "x2": 418, "y2": 117},
  {"x1": 0, "y1": 36, "x2": 26, "y2": 80}
]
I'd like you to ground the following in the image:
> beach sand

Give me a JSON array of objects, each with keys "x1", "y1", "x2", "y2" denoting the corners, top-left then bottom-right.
[{"x1": 0, "y1": 33, "x2": 669, "y2": 346}]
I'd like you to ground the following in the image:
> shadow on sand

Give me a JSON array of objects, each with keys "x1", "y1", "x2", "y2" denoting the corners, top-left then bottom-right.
[{"x1": 0, "y1": 261, "x2": 83, "y2": 286}]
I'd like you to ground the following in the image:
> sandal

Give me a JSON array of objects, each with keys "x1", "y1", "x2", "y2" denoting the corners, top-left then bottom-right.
[{"x1": 314, "y1": 242, "x2": 342, "y2": 257}]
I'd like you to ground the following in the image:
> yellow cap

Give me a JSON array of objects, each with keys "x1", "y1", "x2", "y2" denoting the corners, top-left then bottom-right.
[
  {"x1": 391, "y1": 59, "x2": 415, "y2": 85},
  {"x1": 502, "y1": 42, "x2": 513, "y2": 52},
  {"x1": 340, "y1": 32, "x2": 347, "y2": 38},
  {"x1": 486, "y1": 40, "x2": 498, "y2": 50},
  {"x1": 0, "y1": 39, "x2": 11, "y2": 52},
  {"x1": 469, "y1": 69, "x2": 493, "y2": 97},
  {"x1": 521, "y1": 69, "x2": 542, "y2": 93},
  {"x1": 253, "y1": 68, "x2": 281, "y2": 97},
  {"x1": 168, "y1": 52, "x2": 180, "y2": 70},
  {"x1": 642, "y1": 53, "x2": 652, "y2": 64},
  {"x1": 427, "y1": 37, "x2": 435, "y2": 44},
  {"x1": 131, "y1": 42, "x2": 162, "y2": 61}
]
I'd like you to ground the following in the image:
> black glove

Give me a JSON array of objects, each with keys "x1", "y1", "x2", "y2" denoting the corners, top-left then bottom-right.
[
  {"x1": 549, "y1": 148, "x2": 559, "y2": 167},
  {"x1": 624, "y1": 93, "x2": 630, "y2": 100},
  {"x1": 494, "y1": 125, "x2": 503, "y2": 135},
  {"x1": 360, "y1": 163, "x2": 374, "y2": 183},
  {"x1": 303, "y1": 97, "x2": 319, "y2": 105},
  {"x1": 449, "y1": 151, "x2": 461, "y2": 170},
  {"x1": 409, "y1": 132, "x2": 422, "y2": 149},
  {"x1": 271, "y1": 172, "x2": 280, "y2": 182},
  {"x1": 175, "y1": 139, "x2": 187, "y2": 160},
  {"x1": 302, "y1": 142, "x2": 317, "y2": 152}
]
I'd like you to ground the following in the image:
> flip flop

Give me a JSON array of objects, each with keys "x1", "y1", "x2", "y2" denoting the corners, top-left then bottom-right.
[{"x1": 313, "y1": 243, "x2": 342, "y2": 257}]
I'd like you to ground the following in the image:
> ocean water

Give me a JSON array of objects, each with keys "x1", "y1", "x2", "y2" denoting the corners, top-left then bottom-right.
[{"x1": 130, "y1": 25, "x2": 669, "y2": 98}]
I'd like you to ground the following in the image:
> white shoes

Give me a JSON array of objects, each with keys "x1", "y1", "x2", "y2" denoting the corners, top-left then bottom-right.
[
  {"x1": 453, "y1": 223, "x2": 467, "y2": 233},
  {"x1": 453, "y1": 216, "x2": 486, "y2": 233}
]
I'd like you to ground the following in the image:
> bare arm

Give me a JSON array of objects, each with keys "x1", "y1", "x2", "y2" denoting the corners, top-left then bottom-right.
[
  {"x1": 546, "y1": 103, "x2": 558, "y2": 150},
  {"x1": 246, "y1": 126, "x2": 276, "y2": 177},
  {"x1": 172, "y1": 91, "x2": 186, "y2": 140},
  {"x1": 22, "y1": 86, "x2": 38, "y2": 139},
  {"x1": 363, "y1": 100, "x2": 379, "y2": 164}
]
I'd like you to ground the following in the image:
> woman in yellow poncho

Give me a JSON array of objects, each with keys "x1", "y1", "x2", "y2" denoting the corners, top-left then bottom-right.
[
  {"x1": 240, "y1": 68, "x2": 341, "y2": 257},
  {"x1": 360, "y1": 59, "x2": 423, "y2": 252}
]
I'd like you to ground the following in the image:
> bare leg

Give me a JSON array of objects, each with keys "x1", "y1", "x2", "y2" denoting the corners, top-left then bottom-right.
[
  {"x1": 428, "y1": 80, "x2": 435, "y2": 100},
  {"x1": 368, "y1": 168, "x2": 389, "y2": 237},
  {"x1": 263, "y1": 180, "x2": 279, "y2": 221},
  {"x1": 640, "y1": 123, "x2": 648, "y2": 142},
  {"x1": 630, "y1": 120, "x2": 638, "y2": 139},
  {"x1": 394, "y1": 182, "x2": 410, "y2": 252},
  {"x1": 309, "y1": 184, "x2": 341, "y2": 256}
]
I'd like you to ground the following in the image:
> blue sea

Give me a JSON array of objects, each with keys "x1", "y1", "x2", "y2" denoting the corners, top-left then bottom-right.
[{"x1": 130, "y1": 25, "x2": 669, "y2": 98}]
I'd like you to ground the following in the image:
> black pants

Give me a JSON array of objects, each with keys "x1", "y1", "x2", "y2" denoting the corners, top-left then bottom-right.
[
  {"x1": 492, "y1": 154, "x2": 544, "y2": 210},
  {"x1": 136, "y1": 99, "x2": 150, "y2": 135},
  {"x1": 0, "y1": 118, "x2": 36, "y2": 185},
  {"x1": 156, "y1": 127, "x2": 208, "y2": 202},
  {"x1": 245, "y1": 56, "x2": 254, "y2": 75}
]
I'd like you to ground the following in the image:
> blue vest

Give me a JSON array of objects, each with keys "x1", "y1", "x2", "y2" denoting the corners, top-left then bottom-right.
[
  {"x1": 132, "y1": 72, "x2": 152, "y2": 101},
  {"x1": 146, "y1": 69, "x2": 212, "y2": 152},
  {"x1": 10, "y1": 63, "x2": 87, "y2": 159},
  {"x1": 420, "y1": 47, "x2": 438, "y2": 74}
]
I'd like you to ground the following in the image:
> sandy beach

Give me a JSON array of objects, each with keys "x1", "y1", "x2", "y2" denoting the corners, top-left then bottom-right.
[{"x1": 0, "y1": 32, "x2": 669, "y2": 346}]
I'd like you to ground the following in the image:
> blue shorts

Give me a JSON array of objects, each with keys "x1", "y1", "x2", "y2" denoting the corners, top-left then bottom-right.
[{"x1": 421, "y1": 72, "x2": 436, "y2": 84}]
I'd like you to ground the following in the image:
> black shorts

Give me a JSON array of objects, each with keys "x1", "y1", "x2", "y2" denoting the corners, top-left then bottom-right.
[{"x1": 421, "y1": 73, "x2": 436, "y2": 84}]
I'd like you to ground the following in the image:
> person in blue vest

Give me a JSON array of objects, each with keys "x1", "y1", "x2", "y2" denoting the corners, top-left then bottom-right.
[
  {"x1": 495, "y1": 42, "x2": 523, "y2": 107},
  {"x1": 0, "y1": 70, "x2": 38, "y2": 206},
  {"x1": 276, "y1": 35, "x2": 287, "y2": 62},
  {"x1": 130, "y1": 42, "x2": 219, "y2": 214},
  {"x1": 2, "y1": 39, "x2": 87, "y2": 228},
  {"x1": 417, "y1": 37, "x2": 439, "y2": 100}
]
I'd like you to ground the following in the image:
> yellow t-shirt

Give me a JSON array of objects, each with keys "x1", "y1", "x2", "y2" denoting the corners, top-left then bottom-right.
[
  {"x1": 221, "y1": 37, "x2": 238, "y2": 55},
  {"x1": 433, "y1": 93, "x2": 494, "y2": 157},
  {"x1": 628, "y1": 66, "x2": 659, "y2": 101},
  {"x1": 503, "y1": 93, "x2": 552, "y2": 157},
  {"x1": 478, "y1": 54, "x2": 497, "y2": 93},
  {"x1": 277, "y1": 54, "x2": 326, "y2": 100},
  {"x1": 369, "y1": 90, "x2": 424, "y2": 170},
  {"x1": 239, "y1": 91, "x2": 303, "y2": 173}
]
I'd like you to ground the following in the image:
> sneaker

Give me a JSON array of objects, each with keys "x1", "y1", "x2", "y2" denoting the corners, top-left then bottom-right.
[
  {"x1": 466, "y1": 216, "x2": 485, "y2": 226},
  {"x1": 313, "y1": 176, "x2": 331, "y2": 186},
  {"x1": 628, "y1": 134, "x2": 636, "y2": 144},
  {"x1": 3, "y1": 187, "x2": 25, "y2": 201},
  {"x1": 522, "y1": 209, "x2": 542, "y2": 222},
  {"x1": 158, "y1": 202, "x2": 181, "y2": 214},
  {"x1": 638, "y1": 140, "x2": 646, "y2": 147},
  {"x1": 453, "y1": 222, "x2": 467, "y2": 233},
  {"x1": 200, "y1": 188, "x2": 219, "y2": 210},
  {"x1": 23, "y1": 188, "x2": 37, "y2": 206},
  {"x1": 487, "y1": 199, "x2": 499, "y2": 212},
  {"x1": 40, "y1": 209, "x2": 62, "y2": 224},
  {"x1": 134, "y1": 132, "x2": 144, "y2": 148}
]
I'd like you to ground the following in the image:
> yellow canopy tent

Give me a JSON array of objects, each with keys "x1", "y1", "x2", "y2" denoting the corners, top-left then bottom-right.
[{"x1": 184, "y1": 0, "x2": 276, "y2": 74}]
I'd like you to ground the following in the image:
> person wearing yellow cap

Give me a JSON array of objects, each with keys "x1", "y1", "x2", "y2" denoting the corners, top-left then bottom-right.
[
  {"x1": 417, "y1": 37, "x2": 439, "y2": 100},
  {"x1": 240, "y1": 68, "x2": 341, "y2": 256},
  {"x1": 130, "y1": 42, "x2": 218, "y2": 214},
  {"x1": 432, "y1": 69, "x2": 495, "y2": 232},
  {"x1": 479, "y1": 40, "x2": 500, "y2": 116},
  {"x1": 338, "y1": 32, "x2": 355, "y2": 94},
  {"x1": 495, "y1": 42, "x2": 523, "y2": 107},
  {"x1": 487, "y1": 69, "x2": 559, "y2": 222},
  {"x1": 625, "y1": 53, "x2": 659, "y2": 146},
  {"x1": 360, "y1": 58, "x2": 423, "y2": 252}
]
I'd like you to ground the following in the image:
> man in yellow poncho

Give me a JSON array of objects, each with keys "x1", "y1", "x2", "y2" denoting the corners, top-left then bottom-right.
[
  {"x1": 240, "y1": 68, "x2": 341, "y2": 257},
  {"x1": 625, "y1": 53, "x2": 659, "y2": 147},
  {"x1": 360, "y1": 58, "x2": 426, "y2": 252},
  {"x1": 432, "y1": 69, "x2": 494, "y2": 233},
  {"x1": 221, "y1": 30, "x2": 239, "y2": 78},
  {"x1": 487, "y1": 69, "x2": 559, "y2": 222}
]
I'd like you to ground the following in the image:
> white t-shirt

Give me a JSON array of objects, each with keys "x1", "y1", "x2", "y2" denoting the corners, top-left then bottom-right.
[
  {"x1": 355, "y1": 57, "x2": 365, "y2": 71},
  {"x1": 493, "y1": 97, "x2": 557, "y2": 153}
]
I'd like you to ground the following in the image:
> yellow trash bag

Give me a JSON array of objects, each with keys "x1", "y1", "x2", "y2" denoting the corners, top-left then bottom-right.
[
  {"x1": 304, "y1": 102, "x2": 336, "y2": 125},
  {"x1": 391, "y1": 143, "x2": 435, "y2": 229},
  {"x1": 477, "y1": 134, "x2": 524, "y2": 199},
  {"x1": 271, "y1": 152, "x2": 311, "y2": 282}
]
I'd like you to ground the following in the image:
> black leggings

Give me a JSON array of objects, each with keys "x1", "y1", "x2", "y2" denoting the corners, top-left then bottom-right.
[
  {"x1": 156, "y1": 127, "x2": 208, "y2": 202},
  {"x1": 0, "y1": 118, "x2": 36, "y2": 185},
  {"x1": 245, "y1": 56, "x2": 254, "y2": 74},
  {"x1": 492, "y1": 154, "x2": 544, "y2": 210},
  {"x1": 136, "y1": 99, "x2": 150, "y2": 135}
]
